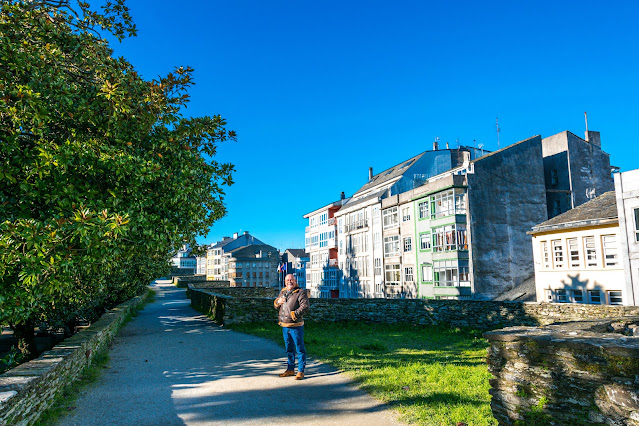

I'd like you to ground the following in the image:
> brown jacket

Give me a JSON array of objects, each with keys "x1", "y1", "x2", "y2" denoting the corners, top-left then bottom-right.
[{"x1": 274, "y1": 287, "x2": 309, "y2": 327}]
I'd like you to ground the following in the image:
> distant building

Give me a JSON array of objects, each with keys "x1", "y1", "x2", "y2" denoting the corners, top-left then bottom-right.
[
  {"x1": 171, "y1": 245, "x2": 197, "y2": 274},
  {"x1": 281, "y1": 249, "x2": 310, "y2": 289},
  {"x1": 226, "y1": 244, "x2": 279, "y2": 287},
  {"x1": 530, "y1": 191, "x2": 625, "y2": 305},
  {"x1": 614, "y1": 169, "x2": 639, "y2": 305},
  {"x1": 206, "y1": 231, "x2": 265, "y2": 281}
]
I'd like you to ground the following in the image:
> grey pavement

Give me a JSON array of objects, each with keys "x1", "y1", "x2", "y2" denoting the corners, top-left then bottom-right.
[{"x1": 60, "y1": 280, "x2": 402, "y2": 425}]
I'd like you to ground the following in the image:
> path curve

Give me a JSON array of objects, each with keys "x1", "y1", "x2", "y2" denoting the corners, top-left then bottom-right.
[{"x1": 60, "y1": 280, "x2": 402, "y2": 425}]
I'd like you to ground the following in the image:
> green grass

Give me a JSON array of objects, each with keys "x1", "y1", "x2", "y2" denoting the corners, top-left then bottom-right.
[{"x1": 230, "y1": 321, "x2": 496, "y2": 426}]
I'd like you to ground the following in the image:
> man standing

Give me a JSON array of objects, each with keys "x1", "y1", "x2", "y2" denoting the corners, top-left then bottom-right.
[{"x1": 274, "y1": 274, "x2": 309, "y2": 380}]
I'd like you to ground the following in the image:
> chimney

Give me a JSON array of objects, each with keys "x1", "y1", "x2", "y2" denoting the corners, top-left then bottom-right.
[
  {"x1": 340, "y1": 191, "x2": 345, "y2": 200},
  {"x1": 433, "y1": 141, "x2": 439, "y2": 150},
  {"x1": 462, "y1": 151, "x2": 471, "y2": 167},
  {"x1": 369, "y1": 167, "x2": 373, "y2": 180},
  {"x1": 233, "y1": 232, "x2": 238, "y2": 239},
  {"x1": 585, "y1": 131, "x2": 601, "y2": 148},
  {"x1": 244, "y1": 231, "x2": 249, "y2": 235}
]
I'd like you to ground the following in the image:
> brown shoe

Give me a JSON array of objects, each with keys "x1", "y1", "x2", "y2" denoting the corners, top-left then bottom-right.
[
  {"x1": 295, "y1": 372, "x2": 304, "y2": 380},
  {"x1": 279, "y1": 370, "x2": 295, "y2": 377}
]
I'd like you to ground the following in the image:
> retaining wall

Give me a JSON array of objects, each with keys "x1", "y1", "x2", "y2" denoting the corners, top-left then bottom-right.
[
  {"x1": 187, "y1": 286, "x2": 639, "y2": 328},
  {"x1": 0, "y1": 290, "x2": 150, "y2": 425},
  {"x1": 484, "y1": 320, "x2": 639, "y2": 425}
]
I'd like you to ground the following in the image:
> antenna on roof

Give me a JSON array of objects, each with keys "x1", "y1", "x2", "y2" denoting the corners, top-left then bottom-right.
[
  {"x1": 584, "y1": 111, "x2": 589, "y2": 133},
  {"x1": 496, "y1": 116, "x2": 501, "y2": 149},
  {"x1": 478, "y1": 143, "x2": 484, "y2": 156}
]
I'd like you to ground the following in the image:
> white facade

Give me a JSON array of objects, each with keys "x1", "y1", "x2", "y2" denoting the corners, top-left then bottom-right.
[
  {"x1": 615, "y1": 169, "x2": 639, "y2": 305},
  {"x1": 304, "y1": 202, "x2": 343, "y2": 298},
  {"x1": 532, "y1": 224, "x2": 626, "y2": 305}
]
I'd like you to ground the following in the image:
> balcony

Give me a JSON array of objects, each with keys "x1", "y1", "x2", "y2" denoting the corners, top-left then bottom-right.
[
  {"x1": 327, "y1": 217, "x2": 336, "y2": 226},
  {"x1": 328, "y1": 258, "x2": 338, "y2": 267},
  {"x1": 344, "y1": 219, "x2": 369, "y2": 233}
]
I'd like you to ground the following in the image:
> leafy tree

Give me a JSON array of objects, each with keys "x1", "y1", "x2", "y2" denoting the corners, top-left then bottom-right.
[{"x1": 0, "y1": 0, "x2": 235, "y2": 357}]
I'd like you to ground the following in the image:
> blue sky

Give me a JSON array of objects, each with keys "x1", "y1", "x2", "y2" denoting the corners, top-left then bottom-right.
[{"x1": 109, "y1": 0, "x2": 639, "y2": 251}]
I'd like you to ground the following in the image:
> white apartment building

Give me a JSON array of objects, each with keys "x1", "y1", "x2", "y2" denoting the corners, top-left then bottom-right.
[
  {"x1": 615, "y1": 169, "x2": 639, "y2": 306},
  {"x1": 304, "y1": 197, "x2": 348, "y2": 298}
]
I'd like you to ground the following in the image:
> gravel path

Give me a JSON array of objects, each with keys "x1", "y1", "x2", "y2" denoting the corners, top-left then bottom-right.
[{"x1": 60, "y1": 280, "x2": 402, "y2": 425}]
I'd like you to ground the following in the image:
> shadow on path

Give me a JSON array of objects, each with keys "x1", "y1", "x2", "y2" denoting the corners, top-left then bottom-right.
[{"x1": 60, "y1": 280, "x2": 400, "y2": 425}]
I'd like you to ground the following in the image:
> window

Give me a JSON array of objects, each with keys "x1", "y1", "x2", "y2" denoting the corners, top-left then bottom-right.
[
  {"x1": 433, "y1": 260, "x2": 470, "y2": 287},
  {"x1": 568, "y1": 238, "x2": 580, "y2": 268},
  {"x1": 541, "y1": 241, "x2": 551, "y2": 269},
  {"x1": 421, "y1": 263, "x2": 432, "y2": 282},
  {"x1": 551, "y1": 169, "x2": 558, "y2": 185},
  {"x1": 403, "y1": 237, "x2": 412, "y2": 252},
  {"x1": 384, "y1": 264, "x2": 401, "y2": 285},
  {"x1": 431, "y1": 190, "x2": 455, "y2": 218},
  {"x1": 418, "y1": 200, "x2": 429, "y2": 219},
  {"x1": 589, "y1": 290, "x2": 601, "y2": 304},
  {"x1": 382, "y1": 207, "x2": 399, "y2": 229},
  {"x1": 432, "y1": 224, "x2": 467, "y2": 252},
  {"x1": 608, "y1": 290, "x2": 623, "y2": 305},
  {"x1": 384, "y1": 235, "x2": 400, "y2": 257},
  {"x1": 319, "y1": 213, "x2": 327, "y2": 225},
  {"x1": 404, "y1": 267, "x2": 414, "y2": 282},
  {"x1": 374, "y1": 258, "x2": 382, "y2": 276},
  {"x1": 420, "y1": 233, "x2": 431, "y2": 251},
  {"x1": 602, "y1": 235, "x2": 618, "y2": 267},
  {"x1": 402, "y1": 206, "x2": 411, "y2": 222},
  {"x1": 584, "y1": 236, "x2": 597, "y2": 267},
  {"x1": 552, "y1": 240, "x2": 564, "y2": 268},
  {"x1": 635, "y1": 208, "x2": 639, "y2": 242},
  {"x1": 571, "y1": 290, "x2": 584, "y2": 303},
  {"x1": 319, "y1": 232, "x2": 327, "y2": 248},
  {"x1": 555, "y1": 289, "x2": 567, "y2": 302}
]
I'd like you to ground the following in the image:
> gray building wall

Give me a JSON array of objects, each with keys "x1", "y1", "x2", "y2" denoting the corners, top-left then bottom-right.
[
  {"x1": 467, "y1": 136, "x2": 548, "y2": 299},
  {"x1": 541, "y1": 131, "x2": 613, "y2": 218}
]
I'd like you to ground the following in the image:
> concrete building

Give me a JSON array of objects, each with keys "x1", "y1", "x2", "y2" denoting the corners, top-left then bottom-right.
[
  {"x1": 529, "y1": 191, "x2": 626, "y2": 305},
  {"x1": 226, "y1": 244, "x2": 279, "y2": 287},
  {"x1": 614, "y1": 169, "x2": 639, "y2": 305},
  {"x1": 281, "y1": 249, "x2": 309, "y2": 289},
  {"x1": 206, "y1": 231, "x2": 265, "y2": 280},
  {"x1": 542, "y1": 131, "x2": 614, "y2": 218},
  {"x1": 304, "y1": 197, "x2": 349, "y2": 298}
]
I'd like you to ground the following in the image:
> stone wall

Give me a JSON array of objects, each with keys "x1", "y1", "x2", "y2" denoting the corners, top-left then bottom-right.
[
  {"x1": 484, "y1": 319, "x2": 639, "y2": 425},
  {"x1": 0, "y1": 290, "x2": 149, "y2": 425},
  {"x1": 187, "y1": 286, "x2": 639, "y2": 328},
  {"x1": 172, "y1": 275, "x2": 209, "y2": 288}
]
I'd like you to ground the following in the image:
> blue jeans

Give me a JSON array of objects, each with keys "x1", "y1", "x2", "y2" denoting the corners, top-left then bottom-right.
[{"x1": 282, "y1": 326, "x2": 306, "y2": 372}]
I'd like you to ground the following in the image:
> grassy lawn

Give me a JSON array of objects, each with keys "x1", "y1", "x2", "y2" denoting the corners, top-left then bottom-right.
[{"x1": 229, "y1": 321, "x2": 496, "y2": 426}]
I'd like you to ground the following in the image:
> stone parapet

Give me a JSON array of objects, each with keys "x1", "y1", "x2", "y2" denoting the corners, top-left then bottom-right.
[
  {"x1": 0, "y1": 290, "x2": 149, "y2": 425},
  {"x1": 484, "y1": 319, "x2": 639, "y2": 425},
  {"x1": 186, "y1": 286, "x2": 639, "y2": 328}
]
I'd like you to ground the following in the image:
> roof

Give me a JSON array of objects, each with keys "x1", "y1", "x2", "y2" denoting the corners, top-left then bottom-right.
[
  {"x1": 353, "y1": 151, "x2": 425, "y2": 196},
  {"x1": 227, "y1": 244, "x2": 279, "y2": 259},
  {"x1": 285, "y1": 249, "x2": 308, "y2": 258},
  {"x1": 338, "y1": 188, "x2": 388, "y2": 213},
  {"x1": 530, "y1": 191, "x2": 618, "y2": 234}
]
